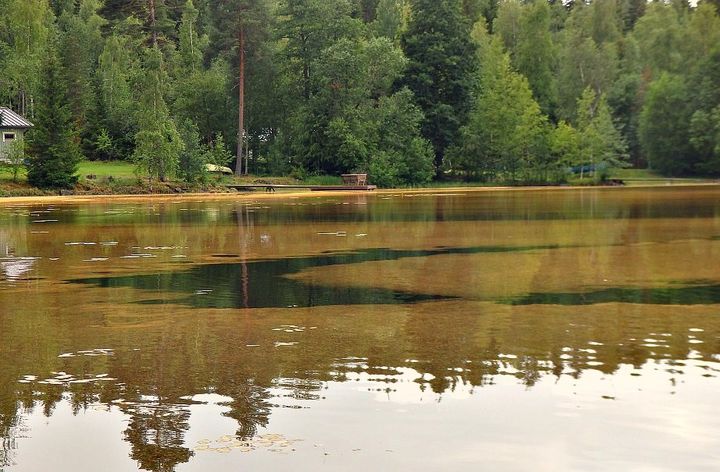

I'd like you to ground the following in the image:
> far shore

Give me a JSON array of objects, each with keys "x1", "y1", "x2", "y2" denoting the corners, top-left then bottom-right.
[{"x1": 1, "y1": 181, "x2": 718, "y2": 206}]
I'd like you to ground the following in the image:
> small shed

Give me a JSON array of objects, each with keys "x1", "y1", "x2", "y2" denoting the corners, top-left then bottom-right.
[{"x1": 0, "y1": 107, "x2": 34, "y2": 163}]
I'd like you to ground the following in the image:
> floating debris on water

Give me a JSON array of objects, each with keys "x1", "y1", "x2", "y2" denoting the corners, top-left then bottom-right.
[
  {"x1": 144, "y1": 246, "x2": 186, "y2": 251},
  {"x1": 274, "y1": 341, "x2": 299, "y2": 348},
  {"x1": 20, "y1": 370, "x2": 117, "y2": 385},
  {"x1": 58, "y1": 348, "x2": 114, "y2": 358},
  {"x1": 272, "y1": 324, "x2": 306, "y2": 333},
  {"x1": 193, "y1": 433, "x2": 302, "y2": 454}
]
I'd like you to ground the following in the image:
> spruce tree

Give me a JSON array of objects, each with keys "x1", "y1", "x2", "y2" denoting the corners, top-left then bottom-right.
[
  {"x1": 400, "y1": 0, "x2": 476, "y2": 175},
  {"x1": 133, "y1": 46, "x2": 183, "y2": 181},
  {"x1": 27, "y1": 49, "x2": 82, "y2": 189}
]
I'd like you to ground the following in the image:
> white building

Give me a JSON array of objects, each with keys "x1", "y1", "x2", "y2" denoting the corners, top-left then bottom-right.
[{"x1": 0, "y1": 107, "x2": 34, "y2": 163}]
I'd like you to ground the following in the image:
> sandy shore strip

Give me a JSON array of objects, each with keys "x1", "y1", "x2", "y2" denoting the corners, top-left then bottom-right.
[{"x1": 1, "y1": 182, "x2": 718, "y2": 206}]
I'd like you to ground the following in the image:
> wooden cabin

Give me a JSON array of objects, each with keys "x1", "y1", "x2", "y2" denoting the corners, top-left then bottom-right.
[{"x1": 0, "y1": 107, "x2": 33, "y2": 163}]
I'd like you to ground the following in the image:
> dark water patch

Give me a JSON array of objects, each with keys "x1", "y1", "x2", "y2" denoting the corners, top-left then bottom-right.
[
  {"x1": 69, "y1": 245, "x2": 559, "y2": 309},
  {"x1": 507, "y1": 283, "x2": 720, "y2": 306}
]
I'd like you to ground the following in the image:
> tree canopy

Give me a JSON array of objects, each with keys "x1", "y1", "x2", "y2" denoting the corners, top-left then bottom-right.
[{"x1": 1, "y1": 0, "x2": 720, "y2": 188}]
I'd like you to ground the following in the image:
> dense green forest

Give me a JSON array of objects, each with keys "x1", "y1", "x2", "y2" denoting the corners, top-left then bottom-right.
[{"x1": 1, "y1": 0, "x2": 719, "y2": 188}]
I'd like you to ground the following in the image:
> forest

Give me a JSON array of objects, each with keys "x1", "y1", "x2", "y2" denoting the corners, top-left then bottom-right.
[{"x1": 1, "y1": 0, "x2": 719, "y2": 188}]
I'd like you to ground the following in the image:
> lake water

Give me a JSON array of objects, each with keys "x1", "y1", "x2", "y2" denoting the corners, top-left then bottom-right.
[{"x1": 1, "y1": 187, "x2": 719, "y2": 471}]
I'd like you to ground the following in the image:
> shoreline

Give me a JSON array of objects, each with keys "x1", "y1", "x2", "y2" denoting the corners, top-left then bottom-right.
[{"x1": 1, "y1": 181, "x2": 718, "y2": 205}]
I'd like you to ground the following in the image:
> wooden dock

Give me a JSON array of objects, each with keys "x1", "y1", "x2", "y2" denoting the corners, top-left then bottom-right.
[{"x1": 225, "y1": 184, "x2": 377, "y2": 192}]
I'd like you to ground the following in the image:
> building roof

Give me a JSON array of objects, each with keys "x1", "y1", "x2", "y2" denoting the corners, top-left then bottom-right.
[{"x1": 0, "y1": 107, "x2": 34, "y2": 129}]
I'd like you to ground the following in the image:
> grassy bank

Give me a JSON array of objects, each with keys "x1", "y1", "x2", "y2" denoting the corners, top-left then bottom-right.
[
  {"x1": 1, "y1": 161, "x2": 717, "y2": 197},
  {"x1": 0, "y1": 161, "x2": 336, "y2": 197}
]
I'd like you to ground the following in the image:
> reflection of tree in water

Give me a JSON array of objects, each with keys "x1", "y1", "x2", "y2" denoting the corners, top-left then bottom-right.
[
  {"x1": 1, "y1": 302, "x2": 720, "y2": 471},
  {"x1": 221, "y1": 380, "x2": 272, "y2": 440},
  {"x1": 123, "y1": 403, "x2": 193, "y2": 472},
  {"x1": 0, "y1": 412, "x2": 21, "y2": 468}
]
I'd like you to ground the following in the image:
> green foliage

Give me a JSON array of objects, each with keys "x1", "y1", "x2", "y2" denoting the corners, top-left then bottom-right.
[
  {"x1": 639, "y1": 73, "x2": 694, "y2": 175},
  {"x1": 400, "y1": 0, "x2": 477, "y2": 172},
  {"x1": 177, "y1": 119, "x2": 208, "y2": 183},
  {"x1": 58, "y1": 0, "x2": 107, "y2": 161},
  {"x1": 514, "y1": 0, "x2": 556, "y2": 117},
  {"x1": 4, "y1": 138, "x2": 26, "y2": 182},
  {"x1": 632, "y1": 3, "x2": 684, "y2": 75},
  {"x1": 3, "y1": 0, "x2": 720, "y2": 189},
  {"x1": 373, "y1": 0, "x2": 404, "y2": 40},
  {"x1": 607, "y1": 36, "x2": 643, "y2": 165},
  {"x1": 178, "y1": 0, "x2": 208, "y2": 72},
  {"x1": 556, "y1": 9, "x2": 618, "y2": 122},
  {"x1": 277, "y1": 28, "x2": 431, "y2": 187},
  {"x1": 0, "y1": 0, "x2": 53, "y2": 116},
  {"x1": 687, "y1": 48, "x2": 720, "y2": 175},
  {"x1": 550, "y1": 121, "x2": 582, "y2": 168},
  {"x1": 206, "y1": 134, "x2": 233, "y2": 169},
  {"x1": 26, "y1": 51, "x2": 83, "y2": 189},
  {"x1": 369, "y1": 89, "x2": 435, "y2": 186},
  {"x1": 97, "y1": 34, "x2": 137, "y2": 159},
  {"x1": 449, "y1": 35, "x2": 549, "y2": 182},
  {"x1": 576, "y1": 87, "x2": 628, "y2": 179},
  {"x1": 93, "y1": 128, "x2": 114, "y2": 161},
  {"x1": 172, "y1": 59, "x2": 232, "y2": 144},
  {"x1": 133, "y1": 47, "x2": 184, "y2": 181},
  {"x1": 690, "y1": 107, "x2": 720, "y2": 174}
]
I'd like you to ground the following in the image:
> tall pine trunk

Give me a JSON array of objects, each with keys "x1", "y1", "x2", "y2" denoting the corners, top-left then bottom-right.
[
  {"x1": 149, "y1": 0, "x2": 158, "y2": 47},
  {"x1": 235, "y1": 26, "x2": 245, "y2": 176}
]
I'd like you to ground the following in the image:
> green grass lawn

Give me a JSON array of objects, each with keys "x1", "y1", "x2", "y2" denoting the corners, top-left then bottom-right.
[
  {"x1": 78, "y1": 160, "x2": 137, "y2": 179},
  {"x1": 0, "y1": 165, "x2": 25, "y2": 182},
  {"x1": 1, "y1": 160, "x2": 137, "y2": 183},
  {"x1": 608, "y1": 168, "x2": 716, "y2": 186}
]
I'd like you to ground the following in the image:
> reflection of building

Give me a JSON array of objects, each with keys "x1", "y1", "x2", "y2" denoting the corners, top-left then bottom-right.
[
  {"x1": 0, "y1": 258, "x2": 36, "y2": 281},
  {"x1": 0, "y1": 107, "x2": 33, "y2": 163}
]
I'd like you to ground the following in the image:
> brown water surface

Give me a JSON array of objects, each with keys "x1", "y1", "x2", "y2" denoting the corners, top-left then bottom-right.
[{"x1": 1, "y1": 187, "x2": 720, "y2": 471}]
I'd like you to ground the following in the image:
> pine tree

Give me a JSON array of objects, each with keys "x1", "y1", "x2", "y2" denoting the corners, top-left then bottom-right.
[
  {"x1": 211, "y1": 0, "x2": 273, "y2": 175},
  {"x1": 27, "y1": 50, "x2": 83, "y2": 189}
]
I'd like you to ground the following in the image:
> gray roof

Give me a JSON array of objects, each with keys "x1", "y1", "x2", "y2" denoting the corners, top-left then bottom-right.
[{"x1": 0, "y1": 107, "x2": 34, "y2": 129}]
